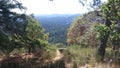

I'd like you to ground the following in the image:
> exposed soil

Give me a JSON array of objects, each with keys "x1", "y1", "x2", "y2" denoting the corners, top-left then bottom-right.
[{"x1": 53, "y1": 49, "x2": 63, "y2": 61}]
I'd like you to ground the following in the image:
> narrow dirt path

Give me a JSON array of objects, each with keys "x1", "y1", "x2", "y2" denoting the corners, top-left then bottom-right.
[{"x1": 53, "y1": 49, "x2": 63, "y2": 61}]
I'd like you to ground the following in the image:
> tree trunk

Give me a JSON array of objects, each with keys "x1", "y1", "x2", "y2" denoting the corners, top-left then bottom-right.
[
  {"x1": 112, "y1": 45, "x2": 119, "y2": 62},
  {"x1": 97, "y1": 34, "x2": 109, "y2": 61},
  {"x1": 97, "y1": 18, "x2": 111, "y2": 61},
  {"x1": 28, "y1": 46, "x2": 32, "y2": 55}
]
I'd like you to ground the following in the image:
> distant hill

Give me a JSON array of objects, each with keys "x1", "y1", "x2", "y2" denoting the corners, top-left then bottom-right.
[
  {"x1": 35, "y1": 14, "x2": 80, "y2": 44},
  {"x1": 67, "y1": 11, "x2": 104, "y2": 46}
]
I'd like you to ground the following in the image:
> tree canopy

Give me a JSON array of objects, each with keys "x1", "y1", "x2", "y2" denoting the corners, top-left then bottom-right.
[
  {"x1": 0, "y1": 0, "x2": 26, "y2": 54},
  {"x1": 0, "y1": 0, "x2": 48, "y2": 55},
  {"x1": 96, "y1": 0, "x2": 120, "y2": 61}
]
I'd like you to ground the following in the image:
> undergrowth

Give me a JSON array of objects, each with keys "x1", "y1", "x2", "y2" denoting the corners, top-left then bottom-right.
[{"x1": 63, "y1": 45, "x2": 96, "y2": 67}]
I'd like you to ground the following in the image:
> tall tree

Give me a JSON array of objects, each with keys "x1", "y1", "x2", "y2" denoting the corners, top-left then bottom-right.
[
  {"x1": 96, "y1": 0, "x2": 120, "y2": 61},
  {"x1": 0, "y1": 0, "x2": 26, "y2": 54},
  {"x1": 78, "y1": 0, "x2": 119, "y2": 61},
  {"x1": 20, "y1": 15, "x2": 48, "y2": 54},
  {"x1": 0, "y1": 0, "x2": 48, "y2": 55}
]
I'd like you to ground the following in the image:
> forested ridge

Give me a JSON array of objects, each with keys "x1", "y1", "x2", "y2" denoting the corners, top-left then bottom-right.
[
  {"x1": 35, "y1": 14, "x2": 80, "y2": 44},
  {"x1": 0, "y1": 0, "x2": 120, "y2": 68}
]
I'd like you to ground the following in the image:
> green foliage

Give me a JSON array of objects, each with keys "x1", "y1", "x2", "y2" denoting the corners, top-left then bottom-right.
[
  {"x1": 95, "y1": 0, "x2": 120, "y2": 46},
  {"x1": 67, "y1": 11, "x2": 101, "y2": 47},
  {"x1": 109, "y1": 24, "x2": 120, "y2": 45},
  {"x1": 19, "y1": 16, "x2": 48, "y2": 54},
  {"x1": 95, "y1": 0, "x2": 120, "y2": 61},
  {"x1": 94, "y1": 23, "x2": 110, "y2": 39},
  {"x1": 102, "y1": 0, "x2": 120, "y2": 24},
  {"x1": 0, "y1": 0, "x2": 48, "y2": 55},
  {"x1": 77, "y1": 24, "x2": 99, "y2": 47},
  {"x1": 0, "y1": 35, "x2": 16, "y2": 54},
  {"x1": 0, "y1": 0, "x2": 26, "y2": 55}
]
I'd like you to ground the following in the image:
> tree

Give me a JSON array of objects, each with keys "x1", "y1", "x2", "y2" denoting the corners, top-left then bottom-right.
[
  {"x1": 0, "y1": 0, "x2": 48, "y2": 55},
  {"x1": 20, "y1": 15, "x2": 48, "y2": 54},
  {"x1": 0, "y1": 0, "x2": 26, "y2": 55},
  {"x1": 95, "y1": 0, "x2": 120, "y2": 61},
  {"x1": 78, "y1": 0, "x2": 120, "y2": 61}
]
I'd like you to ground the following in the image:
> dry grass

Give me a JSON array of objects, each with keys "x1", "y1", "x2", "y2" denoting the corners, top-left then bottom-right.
[
  {"x1": 0, "y1": 45, "x2": 119, "y2": 68},
  {"x1": 62, "y1": 46, "x2": 120, "y2": 68}
]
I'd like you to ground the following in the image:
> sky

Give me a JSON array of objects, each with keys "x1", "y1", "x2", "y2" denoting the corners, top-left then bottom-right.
[{"x1": 20, "y1": 0, "x2": 107, "y2": 15}]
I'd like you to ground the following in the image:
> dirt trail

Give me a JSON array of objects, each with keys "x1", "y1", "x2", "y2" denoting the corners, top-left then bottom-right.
[
  {"x1": 53, "y1": 49, "x2": 63, "y2": 61},
  {"x1": 51, "y1": 49, "x2": 119, "y2": 68}
]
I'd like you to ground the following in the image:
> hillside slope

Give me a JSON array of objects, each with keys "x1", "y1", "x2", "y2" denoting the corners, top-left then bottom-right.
[{"x1": 67, "y1": 11, "x2": 104, "y2": 46}]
